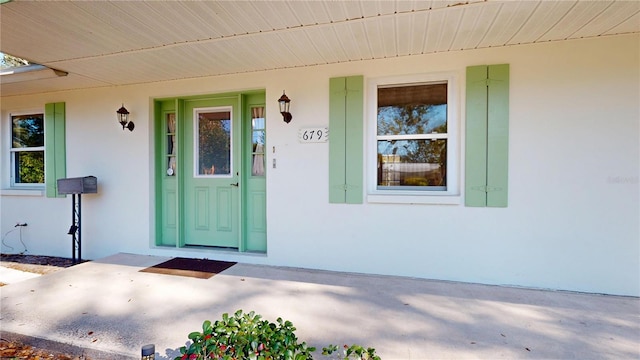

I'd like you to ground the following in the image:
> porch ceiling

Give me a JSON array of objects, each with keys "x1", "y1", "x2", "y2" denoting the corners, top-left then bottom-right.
[{"x1": 1, "y1": 0, "x2": 638, "y2": 97}]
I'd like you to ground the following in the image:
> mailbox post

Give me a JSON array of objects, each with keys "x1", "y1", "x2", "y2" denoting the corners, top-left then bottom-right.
[{"x1": 57, "y1": 176, "x2": 97, "y2": 263}]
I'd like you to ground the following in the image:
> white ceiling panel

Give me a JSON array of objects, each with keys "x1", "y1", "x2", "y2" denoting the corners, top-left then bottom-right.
[
  {"x1": 423, "y1": 10, "x2": 445, "y2": 54},
  {"x1": 275, "y1": 29, "x2": 325, "y2": 66},
  {"x1": 221, "y1": 1, "x2": 274, "y2": 33},
  {"x1": 539, "y1": 1, "x2": 615, "y2": 41},
  {"x1": 363, "y1": 18, "x2": 388, "y2": 59},
  {"x1": 395, "y1": 13, "x2": 416, "y2": 56},
  {"x1": 450, "y1": 2, "x2": 500, "y2": 51},
  {"x1": 572, "y1": 1, "x2": 640, "y2": 38},
  {"x1": 507, "y1": 1, "x2": 578, "y2": 44},
  {"x1": 1, "y1": 0, "x2": 637, "y2": 97},
  {"x1": 375, "y1": 16, "x2": 400, "y2": 57},
  {"x1": 110, "y1": 1, "x2": 220, "y2": 43},
  {"x1": 287, "y1": 1, "x2": 332, "y2": 25},
  {"x1": 477, "y1": 1, "x2": 539, "y2": 48},
  {"x1": 434, "y1": 7, "x2": 465, "y2": 52},
  {"x1": 408, "y1": 12, "x2": 430, "y2": 56},
  {"x1": 605, "y1": 11, "x2": 640, "y2": 35},
  {"x1": 302, "y1": 26, "x2": 348, "y2": 64},
  {"x1": 333, "y1": 21, "x2": 372, "y2": 61},
  {"x1": 359, "y1": 1, "x2": 389, "y2": 18}
]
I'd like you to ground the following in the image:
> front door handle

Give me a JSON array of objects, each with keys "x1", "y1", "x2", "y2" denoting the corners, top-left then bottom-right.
[{"x1": 230, "y1": 182, "x2": 239, "y2": 187}]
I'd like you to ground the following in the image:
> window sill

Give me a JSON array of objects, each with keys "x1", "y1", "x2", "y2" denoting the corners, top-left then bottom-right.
[
  {"x1": 0, "y1": 188, "x2": 44, "y2": 197},
  {"x1": 367, "y1": 194, "x2": 460, "y2": 205}
]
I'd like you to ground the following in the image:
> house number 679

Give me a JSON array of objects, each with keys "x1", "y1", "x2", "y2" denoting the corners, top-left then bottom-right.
[{"x1": 298, "y1": 127, "x2": 329, "y2": 143}]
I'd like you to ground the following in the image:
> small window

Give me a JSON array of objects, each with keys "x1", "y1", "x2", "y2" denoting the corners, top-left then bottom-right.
[
  {"x1": 251, "y1": 106, "x2": 266, "y2": 177},
  {"x1": 11, "y1": 112, "x2": 45, "y2": 186},
  {"x1": 166, "y1": 113, "x2": 176, "y2": 176}
]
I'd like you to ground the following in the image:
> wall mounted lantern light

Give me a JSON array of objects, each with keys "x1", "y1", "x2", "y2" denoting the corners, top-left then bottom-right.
[
  {"x1": 278, "y1": 91, "x2": 292, "y2": 123},
  {"x1": 117, "y1": 104, "x2": 134, "y2": 131}
]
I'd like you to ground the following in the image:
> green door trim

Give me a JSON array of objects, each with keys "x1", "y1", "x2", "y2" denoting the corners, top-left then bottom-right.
[
  {"x1": 241, "y1": 92, "x2": 267, "y2": 252},
  {"x1": 153, "y1": 91, "x2": 267, "y2": 252}
]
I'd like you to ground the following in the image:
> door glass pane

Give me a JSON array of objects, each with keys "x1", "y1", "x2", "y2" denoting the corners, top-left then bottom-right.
[
  {"x1": 166, "y1": 113, "x2": 176, "y2": 176},
  {"x1": 251, "y1": 107, "x2": 265, "y2": 176},
  {"x1": 196, "y1": 109, "x2": 231, "y2": 176}
]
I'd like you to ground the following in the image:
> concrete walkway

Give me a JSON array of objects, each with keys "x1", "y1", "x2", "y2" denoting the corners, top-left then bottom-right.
[
  {"x1": 1, "y1": 253, "x2": 638, "y2": 359},
  {"x1": 0, "y1": 264, "x2": 41, "y2": 284}
]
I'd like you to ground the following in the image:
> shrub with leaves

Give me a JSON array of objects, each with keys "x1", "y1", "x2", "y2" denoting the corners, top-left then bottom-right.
[
  {"x1": 322, "y1": 344, "x2": 381, "y2": 360},
  {"x1": 175, "y1": 310, "x2": 316, "y2": 360}
]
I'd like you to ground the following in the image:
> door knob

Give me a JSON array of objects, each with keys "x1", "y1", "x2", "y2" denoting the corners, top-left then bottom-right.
[{"x1": 231, "y1": 182, "x2": 239, "y2": 187}]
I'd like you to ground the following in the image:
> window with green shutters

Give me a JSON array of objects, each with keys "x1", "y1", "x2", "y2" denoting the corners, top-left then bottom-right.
[
  {"x1": 7, "y1": 102, "x2": 66, "y2": 196},
  {"x1": 367, "y1": 72, "x2": 460, "y2": 204},
  {"x1": 465, "y1": 64, "x2": 509, "y2": 207}
]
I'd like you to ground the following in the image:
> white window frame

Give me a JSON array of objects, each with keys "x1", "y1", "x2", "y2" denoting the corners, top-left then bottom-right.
[
  {"x1": 9, "y1": 110, "x2": 45, "y2": 189},
  {"x1": 366, "y1": 72, "x2": 460, "y2": 205}
]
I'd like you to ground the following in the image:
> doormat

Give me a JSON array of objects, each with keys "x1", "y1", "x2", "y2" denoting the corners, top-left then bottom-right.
[{"x1": 139, "y1": 257, "x2": 236, "y2": 279}]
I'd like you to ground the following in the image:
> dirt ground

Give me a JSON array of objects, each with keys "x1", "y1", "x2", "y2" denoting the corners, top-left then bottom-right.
[
  {"x1": 1, "y1": 254, "x2": 91, "y2": 359},
  {"x1": 0, "y1": 338, "x2": 86, "y2": 360}
]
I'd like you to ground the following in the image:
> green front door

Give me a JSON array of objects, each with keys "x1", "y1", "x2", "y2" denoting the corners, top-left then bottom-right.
[
  {"x1": 184, "y1": 98, "x2": 240, "y2": 248},
  {"x1": 154, "y1": 92, "x2": 266, "y2": 252}
]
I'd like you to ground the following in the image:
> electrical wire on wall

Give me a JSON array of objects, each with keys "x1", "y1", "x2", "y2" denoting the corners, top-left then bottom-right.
[{"x1": 1, "y1": 225, "x2": 28, "y2": 254}]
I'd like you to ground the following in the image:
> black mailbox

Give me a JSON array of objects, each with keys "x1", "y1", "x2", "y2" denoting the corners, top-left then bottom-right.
[
  {"x1": 57, "y1": 176, "x2": 97, "y2": 263},
  {"x1": 57, "y1": 176, "x2": 97, "y2": 195}
]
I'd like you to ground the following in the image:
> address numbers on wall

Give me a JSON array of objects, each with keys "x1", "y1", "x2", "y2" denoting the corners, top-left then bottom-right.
[{"x1": 298, "y1": 127, "x2": 329, "y2": 143}]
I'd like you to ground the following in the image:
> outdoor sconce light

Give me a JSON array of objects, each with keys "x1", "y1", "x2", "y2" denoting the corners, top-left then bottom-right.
[
  {"x1": 117, "y1": 104, "x2": 135, "y2": 131},
  {"x1": 278, "y1": 91, "x2": 292, "y2": 123}
]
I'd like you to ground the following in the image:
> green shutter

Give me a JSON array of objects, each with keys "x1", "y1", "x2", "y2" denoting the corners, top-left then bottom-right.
[
  {"x1": 486, "y1": 64, "x2": 509, "y2": 207},
  {"x1": 329, "y1": 75, "x2": 364, "y2": 204},
  {"x1": 465, "y1": 64, "x2": 509, "y2": 207},
  {"x1": 45, "y1": 102, "x2": 66, "y2": 198},
  {"x1": 329, "y1": 77, "x2": 347, "y2": 203},
  {"x1": 465, "y1": 66, "x2": 489, "y2": 207}
]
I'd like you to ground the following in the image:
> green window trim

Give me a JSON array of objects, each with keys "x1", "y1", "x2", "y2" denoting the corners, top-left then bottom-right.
[
  {"x1": 329, "y1": 75, "x2": 364, "y2": 204},
  {"x1": 465, "y1": 64, "x2": 509, "y2": 207},
  {"x1": 44, "y1": 102, "x2": 66, "y2": 198}
]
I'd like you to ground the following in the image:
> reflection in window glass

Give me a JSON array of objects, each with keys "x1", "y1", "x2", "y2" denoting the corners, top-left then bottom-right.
[
  {"x1": 166, "y1": 113, "x2": 176, "y2": 176},
  {"x1": 251, "y1": 107, "x2": 266, "y2": 176},
  {"x1": 197, "y1": 110, "x2": 231, "y2": 176},
  {"x1": 11, "y1": 113, "x2": 45, "y2": 184},
  {"x1": 377, "y1": 83, "x2": 447, "y2": 190},
  {"x1": 377, "y1": 139, "x2": 446, "y2": 188}
]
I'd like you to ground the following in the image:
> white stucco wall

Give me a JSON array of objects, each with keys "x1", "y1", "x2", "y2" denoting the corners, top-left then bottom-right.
[{"x1": 1, "y1": 34, "x2": 638, "y2": 296}]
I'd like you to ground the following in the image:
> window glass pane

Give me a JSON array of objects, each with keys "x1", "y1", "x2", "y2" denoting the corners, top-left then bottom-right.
[
  {"x1": 166, "y1": 113, "x2": 176, "y2": 133},
  {"x1": 252, "y1": 117, "x2": 265, "y2": 130},
  {"x1": 251, "y1": 112, "x2": 266, "y2": 176},
  {"x1": 252, "y1": 130, "x2": 265, "y2": 147},
  {"x1": 166, "y1": 113, "x2": 176, "y2": 176},
  {"x1": 14, "y1": 151, "x2": 45, "y2": 183},
  {"x1": 12, "y1": 114, "x2": 44, "y2": 148},
  {"x1": 198, "y1": 111, "x2": 231, "y2": 175},
  {"x1": 377, "y1": 139, "x2": 446, "y2": 188},
  {"x1": 377, "y1": 84, "x2": 447, "y2": 135},
  {"x1": 167, "y1": 135, "x2": 175, "y2": 155}
]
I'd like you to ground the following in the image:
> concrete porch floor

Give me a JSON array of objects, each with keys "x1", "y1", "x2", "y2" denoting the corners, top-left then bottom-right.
[{"x1": 1, "y1": 253, "x2": 638, "y2": 359}]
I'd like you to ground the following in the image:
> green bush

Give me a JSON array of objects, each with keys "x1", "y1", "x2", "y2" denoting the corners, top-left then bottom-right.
[
  {"x1": 175, "y1": 310, "x2": 379, "y2": 360},
  {"x1": 322, "y1": 344, "x2": 381, "y2": 360}
]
